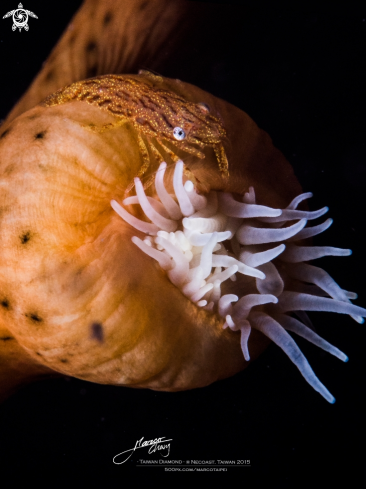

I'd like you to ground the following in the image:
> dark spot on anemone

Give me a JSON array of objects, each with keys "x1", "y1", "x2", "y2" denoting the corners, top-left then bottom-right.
[
  {"x1": 87, "y1": 65, "x2": 98, "y2": 78},
  {"x1": 60, "y1": 359, "x2": 68, "y2": 363},
  {"x1": 103, "y1": 12, "x2": 112, "y2": 25},
  {"x1": 0, "y1": 128, "x2": 11, "y2": 139},
  {"x1": 38, "y1": 163, "x2": 48, "y2": 172},
  {"x1": 90, "y1": 322, "x2": 104, "y2": 343},
  {"x1": 26, "y1": 313, "x2": 43, "y2": 323},
  {"x1": 86, "y1": 41, "x2": 97, "y2": 53},
  {"x1": 139, "y1": 1, "x2": 148, "y2": 11},
  {"x1": 45, "y1": 70, "x2": 55, "y2": 82},
  {"x1": 4, "y1": 164, "x2": 15, "y2": 175},
  {"x1": 1, "y1": 299, "x2": 10, "y2": 309},
  {"x1": 28, "y1": 114, "x2": 39, "y2": 121},
  {"x1": 0, "y1": 336, "x2": 13, "y2": 341},
  {"x1": 69, "y1": 33, "x2": 76, "y2": 44},
  {"x1": 20, "y1": 231, "x2": 31, "y2": 244},
  {"x1": 35, "y1": 352, "x2": 42, "y2": 356},
  {"x1": 34, "y1": 131, "x2": 46, "y2": 140}
]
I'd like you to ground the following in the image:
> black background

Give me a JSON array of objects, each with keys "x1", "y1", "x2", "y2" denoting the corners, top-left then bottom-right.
[{"x1": 0, "y1": 1, "x2": 365, "y2": 486}]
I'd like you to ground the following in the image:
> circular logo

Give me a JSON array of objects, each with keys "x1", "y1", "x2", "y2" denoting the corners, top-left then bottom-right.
[{"x1": 12, "y1": 8, "x2": 28, "y2": 29}]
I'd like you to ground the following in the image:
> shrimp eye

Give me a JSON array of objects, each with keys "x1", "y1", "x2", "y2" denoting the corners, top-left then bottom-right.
[{"x1": 173, "y1": 127, "x2": 186, "y2": 141}]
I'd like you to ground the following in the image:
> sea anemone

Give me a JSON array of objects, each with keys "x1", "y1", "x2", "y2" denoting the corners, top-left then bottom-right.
[{"x1": 0, "y1": 73, "x2": 364, "y2": 403}]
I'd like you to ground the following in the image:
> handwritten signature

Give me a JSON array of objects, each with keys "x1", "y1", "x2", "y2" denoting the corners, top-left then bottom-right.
[{"x1": 113, "y1": 436, "x2": 173, "y2": 464}]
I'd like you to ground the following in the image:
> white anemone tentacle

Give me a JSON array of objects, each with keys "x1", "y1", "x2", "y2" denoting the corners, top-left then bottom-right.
[{"x1": 111, "y1": 159, "x2": 365, "y2": 403}]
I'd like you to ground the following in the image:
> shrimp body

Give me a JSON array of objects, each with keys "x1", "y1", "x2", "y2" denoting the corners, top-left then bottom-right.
[{"x1": 42, "y1": 74, "x2": 228, "y2": 184}]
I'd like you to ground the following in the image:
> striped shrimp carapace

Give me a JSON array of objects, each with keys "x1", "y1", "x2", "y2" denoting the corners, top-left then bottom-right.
[{"x1": 42, "y1": 73, "x2": 229, "y2": 190}]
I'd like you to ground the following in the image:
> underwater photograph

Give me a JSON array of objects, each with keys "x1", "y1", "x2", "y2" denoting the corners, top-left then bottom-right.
[{"x1": 0, "y1": 1, "x2": 364, "y2": 486}]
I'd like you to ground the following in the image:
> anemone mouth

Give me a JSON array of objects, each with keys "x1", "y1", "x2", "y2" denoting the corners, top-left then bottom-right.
[{"x1": 111, "y1": 160, "x2": 366, "y2": 403}]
